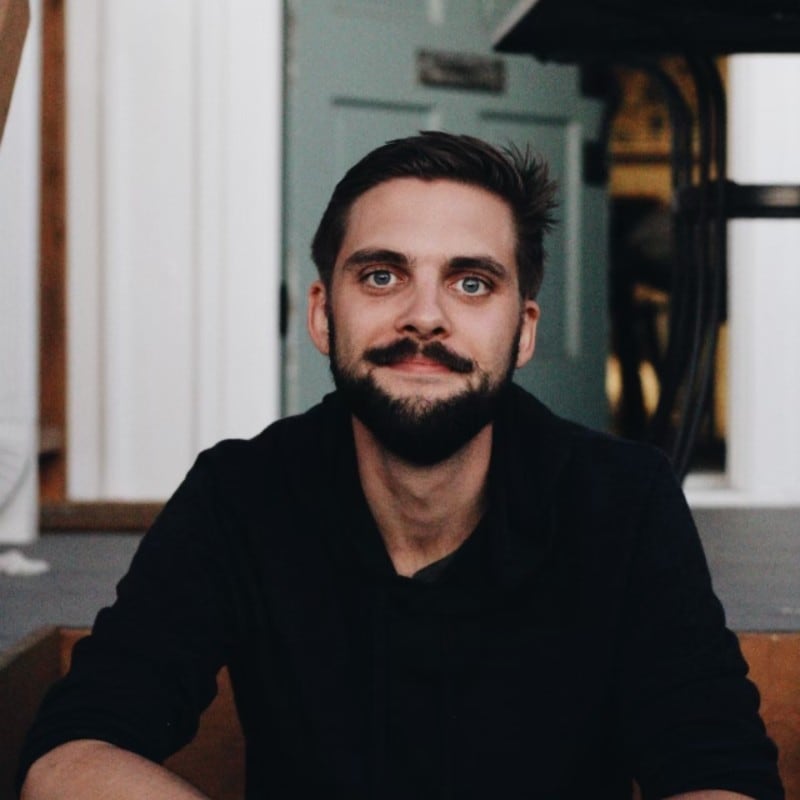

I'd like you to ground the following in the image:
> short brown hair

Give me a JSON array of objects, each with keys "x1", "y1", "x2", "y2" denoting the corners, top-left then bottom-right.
[{"x1": 310, "y1": 131, "x2": 557, "y2": 299}]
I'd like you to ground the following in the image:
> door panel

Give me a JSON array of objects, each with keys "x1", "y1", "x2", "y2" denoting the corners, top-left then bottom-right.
[
  {"x1": 283, "y1": 0, "x2": 608, "y2": 430},
  {"x1": 331, "y1": 102, "x2": 434, "y2": 179},
  {"x1": 480, "y1": 112, "x2": 573, "y2": 361}
]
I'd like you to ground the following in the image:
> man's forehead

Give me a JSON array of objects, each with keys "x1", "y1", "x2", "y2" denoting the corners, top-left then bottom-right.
[
  {"x1": 328, "y1": 178, "x2": 519, "y2": 290},
  {"x1": 347, "y1": 176, "x2": 511, "y2": 215},
  {"x1": 339, "y1": 178, "x2": 515, "y2": 247}
]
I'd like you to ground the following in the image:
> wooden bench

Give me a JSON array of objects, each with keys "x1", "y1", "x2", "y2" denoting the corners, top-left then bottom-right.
[{"x1": 1, "y1": 627, "x2": 798, "y2": 800}]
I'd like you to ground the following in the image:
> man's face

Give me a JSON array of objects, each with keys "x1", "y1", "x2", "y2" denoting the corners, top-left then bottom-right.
[{"x1": 308, "y1": 177, "x2": 539, "y2": 463}]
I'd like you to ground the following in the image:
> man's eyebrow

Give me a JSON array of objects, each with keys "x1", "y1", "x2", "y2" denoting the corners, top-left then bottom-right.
[
  {"x1": 448, "y1": 256, "x2": 511, "y2": 280},
  {"x1": 340, "y1": 248, "x2": 409, "y2": 271}
]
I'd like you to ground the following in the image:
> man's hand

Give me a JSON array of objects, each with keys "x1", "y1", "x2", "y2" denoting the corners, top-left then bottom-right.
[{"x1": 21, "y1": 739, "x2": 211, "y2": 800}]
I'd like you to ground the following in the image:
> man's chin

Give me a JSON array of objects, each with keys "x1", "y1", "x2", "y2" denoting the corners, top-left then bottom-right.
[
  {"x1": 331, "y1": 368, "x2": 507, "y2": 466},
  {"x1": 369, "y1": 373, "x2": 473, "y2": 408}
]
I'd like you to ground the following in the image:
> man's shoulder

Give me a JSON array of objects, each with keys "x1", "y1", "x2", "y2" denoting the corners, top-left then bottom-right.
[
  {"x1": 503, "y1": 383, "x2": 673, "y2": 490},
  {"x1": 191, "y1": 393, "x2": 348, "y2": 492},
  {"x1": 208, "y1": 393, "x2": 341, "y2": 450}
]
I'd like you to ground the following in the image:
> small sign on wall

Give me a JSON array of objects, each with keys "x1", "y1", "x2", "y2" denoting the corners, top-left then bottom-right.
[{"x1": 416, "y1": 49, "x2": 506, "y2": 93}]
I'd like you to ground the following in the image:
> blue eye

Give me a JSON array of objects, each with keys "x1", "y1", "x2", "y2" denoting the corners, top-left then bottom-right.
[
  {"x1": 365, "y1": 270, "x2": 395, "y2": 287},
  {"x1": 456, "y1": 276, "x2": 489, "y2": 296}
]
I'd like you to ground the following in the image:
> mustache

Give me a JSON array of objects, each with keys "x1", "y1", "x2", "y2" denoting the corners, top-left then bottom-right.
[{"x1": 363, "y1": 338, "x2": 475, "y2": 374}]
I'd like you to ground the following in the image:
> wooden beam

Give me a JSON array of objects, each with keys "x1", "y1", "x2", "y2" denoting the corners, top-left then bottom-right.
[
  {"x1": 0, "y1": 0, "x2": 28, "y2": 143},
  {"x1": 38, "y1": 0, "x2": 67, "y2": 501},
  {"x1": 40, "y1": 501, "x2": 164, "y2": 532}
]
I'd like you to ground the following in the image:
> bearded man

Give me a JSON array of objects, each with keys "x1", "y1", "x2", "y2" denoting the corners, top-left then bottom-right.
[{"x1": 19, "y1": 132, "x2": 783, "y2": 799}]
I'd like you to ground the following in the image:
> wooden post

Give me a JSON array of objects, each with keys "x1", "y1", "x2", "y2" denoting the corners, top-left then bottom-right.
[
  {"x1": 0, "y1": 0, "x2": 29, "y2": 143},
  {"x1": 38, "y1": 0, "x2": 67, "y2": 501}
]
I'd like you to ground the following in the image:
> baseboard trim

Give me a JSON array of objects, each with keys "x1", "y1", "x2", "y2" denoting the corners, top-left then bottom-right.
[{"x1": 39, "y1": 501, "x2": 163, "y2": 532}]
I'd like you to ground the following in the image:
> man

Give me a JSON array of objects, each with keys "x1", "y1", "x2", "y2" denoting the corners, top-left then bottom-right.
[{"x1": 19, "y1": 132, "x2": 782, "y2": 799}]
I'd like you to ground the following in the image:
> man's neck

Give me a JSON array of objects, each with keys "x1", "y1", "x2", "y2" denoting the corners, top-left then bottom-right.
[{"x1": 351, "y1": 417, "x2": 492, "y2": 577}]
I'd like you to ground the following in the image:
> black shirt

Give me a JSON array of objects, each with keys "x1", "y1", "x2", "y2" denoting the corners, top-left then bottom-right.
[{"x1": 18, "y1": 387, "x2": 784, "y2": 799}]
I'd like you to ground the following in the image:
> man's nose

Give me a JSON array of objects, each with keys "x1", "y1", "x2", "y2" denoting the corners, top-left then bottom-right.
[{"x1": 395, "y1": 280, "x2": 450, "y2": 339}]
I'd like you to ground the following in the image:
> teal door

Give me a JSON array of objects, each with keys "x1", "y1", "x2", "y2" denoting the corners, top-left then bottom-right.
[{"x1": 283, "y1": 0, "x2": 608, "y2": 431}]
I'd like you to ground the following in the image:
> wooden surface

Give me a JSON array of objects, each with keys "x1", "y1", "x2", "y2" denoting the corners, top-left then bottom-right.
[
  {"x1": 38, "y1": 0, "x2": 67, "y2": 501},
  {"x1": 0, "y1": 627, "x2": 62, "y2": 800},
  {"x1": 0, "y1": 0, "x2": 28, "y2": 142},
  {"x1": 164, "y1": 659, "x2": 246, "y2": 800},
  {"x1": 40, "y1": 501, "x2": 164, "y2": 532},
  {"x1": 740, "y1": 633, "x2": 800, "y2": 800}
]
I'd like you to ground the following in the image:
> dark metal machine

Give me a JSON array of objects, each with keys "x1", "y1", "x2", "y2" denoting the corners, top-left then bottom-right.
[{"x1": 494, "y1": 0, "x2": 800, "y2": 478}]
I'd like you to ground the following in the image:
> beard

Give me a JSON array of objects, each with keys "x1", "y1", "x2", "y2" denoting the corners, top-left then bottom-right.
[{"x1": 328, "y1": 319, "x2": 520, "y2": 466}]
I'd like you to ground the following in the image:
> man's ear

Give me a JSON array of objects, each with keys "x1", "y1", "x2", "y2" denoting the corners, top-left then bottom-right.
[
  {"x1": 307, "y1": 280, "x2": 331, "y2": 356},
  {"x1": 515, "y1": 300, "x2": 539, "y2": 369}
]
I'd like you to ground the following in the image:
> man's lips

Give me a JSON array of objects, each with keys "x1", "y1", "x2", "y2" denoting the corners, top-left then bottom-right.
[
  {"x1": 363, "y1": 338, "x2": 474, "y2": 374},
  {"x1": 389, "y1": 355, "x2": 452, "y2": 373}
]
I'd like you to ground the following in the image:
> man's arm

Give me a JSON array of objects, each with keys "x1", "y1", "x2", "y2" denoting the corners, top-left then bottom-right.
[
  {"x1": 21, "y1": 740, "x2": 210, "y2": 800},
  {"x1": 17, "y1": 452, "x2": 238, "y2": 795},
  {"x1": 666, "y1": 793, "x2": 755, "y2": 799},
  {"x1": 618, "y1": 455, "x2": 783, "y2": 798}
]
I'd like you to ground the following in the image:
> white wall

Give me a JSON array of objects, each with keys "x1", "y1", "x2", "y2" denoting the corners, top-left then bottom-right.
[
  {"x1": 0, "y1": 0, "x2": 40, "y2": 542},
  {"x1": 66, "y1": 0, "x2": 282, "y2": 500},
  {"x1": 687, "y1": 55, "x2": 800, "y2": 507}
]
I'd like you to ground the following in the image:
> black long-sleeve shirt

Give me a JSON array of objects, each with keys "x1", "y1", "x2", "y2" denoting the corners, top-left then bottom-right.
[{"x1": 18, "y1": 387, "x2": 784, "y2": 799}]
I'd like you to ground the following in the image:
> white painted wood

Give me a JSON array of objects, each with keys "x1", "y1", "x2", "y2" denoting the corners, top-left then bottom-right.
[
  {"x1": 686, "y1": 55, "x2": 800, "y2": 507},
  {"x1": 101, "y1": 0, "x2": 196, "y2": 498},
  {"x1": 0, "y1": 0, "x2": 40, "y2": 542},
  {"x1": 194, "y1": 0, "x2": 226, "y2": 452},
  {"x1": 216, "y1": 0, "x2": 281, "y2": 445},
  {"x1": 66, "y1": 0, "x2": 282, "y2": 500},
  {"x1": 65, "y1": 0, "x2": 102, "y2": 496}
]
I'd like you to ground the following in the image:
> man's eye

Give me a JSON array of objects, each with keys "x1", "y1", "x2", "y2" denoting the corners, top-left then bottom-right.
[
  {"x1": 364, "y1": 270, "x2": 396, "y2": 288},
  {"x1": 454, "y1": 276, "x2": 490, "y2": 296}
]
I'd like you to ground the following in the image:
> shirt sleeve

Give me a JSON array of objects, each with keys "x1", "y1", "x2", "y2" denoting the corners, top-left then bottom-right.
[
  {"x1": 16, "y1": 450, "x2": 238, "y2": 789},
  {"x1": 618, "y1": 455, "x2": 784, "y2": 800}
]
